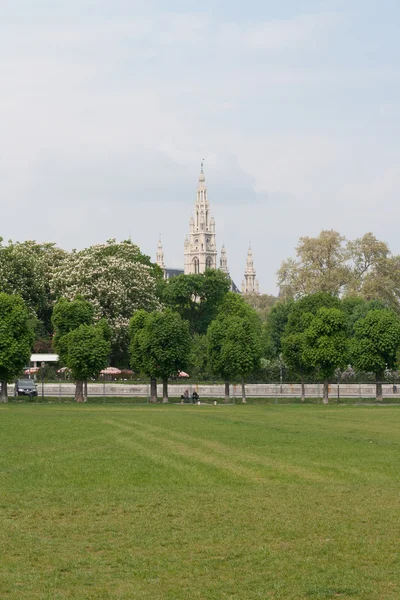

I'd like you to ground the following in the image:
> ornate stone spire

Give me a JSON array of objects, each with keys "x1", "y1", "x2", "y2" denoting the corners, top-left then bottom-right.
[
  {"x1": 156, "y1": 236, "x2": 165, "y2": 272},
  {"x1": 219, "y1": 244, "x2": 230, "y2": 276},
  {"x1": 184, "y1": 163, "x2": 217, "y2": 274},
  {"x1": 242, "y1": 244, "x2": 259, "y2": 294}
]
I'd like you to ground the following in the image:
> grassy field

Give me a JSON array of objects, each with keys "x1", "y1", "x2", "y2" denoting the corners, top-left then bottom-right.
[{"x1": 1, "y1": 405, "x2": 400, "y2": 599}]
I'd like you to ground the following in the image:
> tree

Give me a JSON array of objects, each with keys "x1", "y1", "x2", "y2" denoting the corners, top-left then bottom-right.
[
  {"x1": 350, "y1": 310, "x2": 400, "y2": 401},
  {"x1": 187, "y1": 334, "x2": 212, "y2": 381},
  {"x1": 52, "y1": 296, "x2": 110, "y2": 402},
  {"x1": 243, "y1": 293, "x2": 277, "y2": 324},
  {"x1": 278, "y1": 230, "x2": 400, "y2": 312},
  {"x1": 130, "y1": 309, "x2": 191, "y2": 403},
  {"x1": 64, "y1": 325, "x2": 110, "y2": 402},
  {"x1": 281, "y1": 293, "x2": 341, "y2": 401},
  {"x1": 0, "y1": 239, "x2": 66, "y2": 341},
  {"x1": 50, "y1": 239, "x2": 161, "y2": 366},
  {"x1": 278, "y1": 230, "x2": 350, "y2": 297},
  {"x1": 262, "y1": 300, "x2": 293, "y2": 359},
  {"x1": 162, "y1": 269, "x2": 230, "y2": 335},
  {"x1": 0, "y1": 294, "x2": 34, "y2": 402},
  {"x1": 302, "y1": 307, "x2": 349, "y2": 404},
  {"x1": 207, "y1": 294, "x2": 262, "y2": 402}
]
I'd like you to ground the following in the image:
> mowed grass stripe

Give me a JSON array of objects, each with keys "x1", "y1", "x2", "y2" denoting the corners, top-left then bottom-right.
[
  {"x1": 105, "y1": 418, "x2": 264, "y2": 483},
  {"x1": 105, "y1": 415, "x2": 330, "y2": 484}
]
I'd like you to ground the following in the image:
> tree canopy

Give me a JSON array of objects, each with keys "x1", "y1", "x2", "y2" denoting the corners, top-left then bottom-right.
[
  {"x1": 130, "y1": 309, "x2": 191, "y2": 402},
  {"x1": 207, "y1": 294, "x2": 262, "y2": 402},
  {"x1": 52, "y1": 296, "x2": 110, "y2": 401},
  {"x1": 162, "y1": 269, "x2": 230, "y2": 335},
  {"x1": 0, "y1": 293, "x2": 34, "y2": 401},
  {"x1": 278, "y1": 231, "x2": 400, "y2": 312},
  {"x1": 350, "y1": 309, "x2": 400, "y2": 400},
  {"x1": 302, "y1": 307, "x2": 349, "y2": 403}
]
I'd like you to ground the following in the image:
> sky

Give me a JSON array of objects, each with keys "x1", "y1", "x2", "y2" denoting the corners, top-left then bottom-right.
[{"x1": 1, "y1": 0, "x2": 399, "y2": 293}]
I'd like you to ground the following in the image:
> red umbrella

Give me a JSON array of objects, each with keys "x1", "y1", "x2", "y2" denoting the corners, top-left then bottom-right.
[
  {"x1": 178, "y1": 371, "x2": 190, "y2": 378},
  {"x1": 100, "y1": 367, "x2": 122, "y2": 375},
  {"x1": 25, "y1": 367, "x2": 39, "y2": 375}
]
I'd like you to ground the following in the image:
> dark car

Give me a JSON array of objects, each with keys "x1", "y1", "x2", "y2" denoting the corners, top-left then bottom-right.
[{"x1": 14, "y1": 379, "x2": 38, "y2": 397}]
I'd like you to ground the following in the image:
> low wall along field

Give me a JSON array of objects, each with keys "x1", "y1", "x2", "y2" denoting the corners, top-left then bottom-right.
[{"x1": 11, "y1": 382, "x2": 400, "y2": 399}]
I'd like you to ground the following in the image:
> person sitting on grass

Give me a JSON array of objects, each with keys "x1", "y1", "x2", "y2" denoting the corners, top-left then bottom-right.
[
  {"x1": 192, "y1": 390, "x2": 199, "y2": 403},
  {"x1": 181, "y1": 390, "x2": 190, "y2": 403}
]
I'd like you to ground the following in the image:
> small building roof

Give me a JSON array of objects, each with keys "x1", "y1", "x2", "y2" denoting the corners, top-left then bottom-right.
[{"x1": 30, "y1": 354, "x2": 59, "y2": 363}]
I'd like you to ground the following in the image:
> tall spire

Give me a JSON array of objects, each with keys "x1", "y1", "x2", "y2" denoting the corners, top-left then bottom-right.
[
  {"x1": 184, "y1": 163, "x2": 217, "y2": 274},
  {"x1": 242, "y1": 244, "x2": 259, "y2": 295},
  {"x1": 156, "y1": 236, "x2": 166, "y2": 272},
  {"x1": 219, "y1": 244, "x2": 230, "y2": 276}
]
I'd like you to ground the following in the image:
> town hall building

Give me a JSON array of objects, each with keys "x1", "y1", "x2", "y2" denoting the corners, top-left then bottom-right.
[{"x1": 156, "y1": 163, "x2": 259, "y2": 295}]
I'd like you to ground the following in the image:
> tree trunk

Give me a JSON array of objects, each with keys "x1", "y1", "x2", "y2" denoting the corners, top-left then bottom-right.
[
  {"x1": 376, "y1": 377, "x2": 383, "y2": 402},
  {"x1": 301, "y1": 378, "x2": 305, "y2": 403},
  {"x1": 0, "y1": 379, "x2": 8, "y2": 403},
  {"x1": 241, "y1": 378, "x2": 246, "y2": 404},
  {"x1": 224, "y1": 381, "x2": 230, "y2": 403},
  {"x1": 150, "y1": 377, "x2": 158, "y2": 403},
  {"x1": 323, "y1": 379, "x2": 329, "y2": 404},
  {"x1": 84, "y1": 380, "x2": 88, "y2": 402},
  {"x1": 162, "y1": 378, "x2": 168, "y2": 403},
  {"x1": 75, "y1": 380, "x2": 85, "y2": 403}
]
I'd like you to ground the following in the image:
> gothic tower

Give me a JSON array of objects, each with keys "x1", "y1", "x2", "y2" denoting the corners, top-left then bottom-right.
[
  {"x1": 156, "y1": 236, "x2": 165, "y2": 270},
  {"x1": 242, "y1": 245, "x2": 259, "y2": 295},
  {"x1": 184, "y1": 163, "x2": 217, "y2": 274},
  {"x1": 156, "y1": 237, "x2": 166, "y2": 276},
  {"x1": 219, "y1": 244, "x2": 230, "y2": 276}
]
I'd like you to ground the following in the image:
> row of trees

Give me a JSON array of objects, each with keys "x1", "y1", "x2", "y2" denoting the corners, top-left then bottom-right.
[
  {"x1": 1, "y1": 231, "x2": 400, "y2": 403},
  {"x1": 263, "y1": 293, "x2": 400, "y2": 402},
  {"x1": 278, "y1": 230, "x2": 400, "y2": 311}
]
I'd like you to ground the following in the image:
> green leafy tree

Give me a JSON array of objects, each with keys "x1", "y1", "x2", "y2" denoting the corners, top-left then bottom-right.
[
  {"x1": 280, "y1": 294, "x2": 341, "y2": 400},
  {"x1": 207, "y1": 293, "x2": 262, "y2": 402},
  {"x1": 262, "y1": 300, "x2": 293, "y2": 359},
  {"x1": 278, "y1": 230, "x2": 350, "y2": 297},
  {"x1": 52, "y1": 296, "x2": 110, "y2": 401},
  {"x1": 65, "y1": 325, "x2": 110, "y2": 402},
  {"x1": 0, "y1": 293, "x2": 35, "y2": 402},
  {"x1": 163, "y1": 269, "x2": 230, "y2": 335},
  {"x1": 243, "y1": 293, "x2": 277, "y2": 324},
  {"x1": 130, "y1": 309, "x2": 191, "y2": 402},
  {"x1": 0, "y1": 239, "x2": 66, "y2": 343},
  {"x1": 350, "y1": 310, "x2": 400, "y2": 401},
  {"x1": 187, "y1": 334, "x2": 212, "y2": 381},
  {"x1": 278, "y1": 230, "x2": 400, "y2": 312},
  {"x1": 281, "y1": 333, "x2": 310, "y2": 401},
  {"x1": 302, "y1": 307, "x2": 349, "y2": 404}
]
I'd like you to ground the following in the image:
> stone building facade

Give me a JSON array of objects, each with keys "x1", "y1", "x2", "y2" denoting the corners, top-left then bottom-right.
[
  {"x1": 184, "y1": 162, "x2": 217, "y2": 274},
  {"x1": 156, "y1": 163, "x2": 259, "y2": 294}
]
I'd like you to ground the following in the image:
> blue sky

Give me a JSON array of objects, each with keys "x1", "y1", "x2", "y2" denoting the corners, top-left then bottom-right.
[{"x1": 1, "y1": 1, "x2": 399, "y2": 292}]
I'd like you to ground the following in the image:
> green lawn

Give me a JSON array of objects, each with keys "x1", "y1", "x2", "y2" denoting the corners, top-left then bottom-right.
[{"x1": 1, "y1": 405, "x2": 400, "y2": 599}]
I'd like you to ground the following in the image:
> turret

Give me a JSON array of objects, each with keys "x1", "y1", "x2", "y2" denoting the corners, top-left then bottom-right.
[
  {"x1": 242, "y1": 244, "x2": 259, "y2": 294},
  {"x1": 219, "y1": 244, "x2": 230, "y2": 276}
]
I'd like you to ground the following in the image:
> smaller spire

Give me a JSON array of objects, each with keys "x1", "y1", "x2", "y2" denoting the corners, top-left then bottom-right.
[
  {"x1": 242, "y1": 243, "x2": 259, "y2": 295},
  {"x1": 220, "y1": 244, "x2": 230, "y2": 276},
  {"x1": 156, "y1": 236, "x2": 165, "y2": 271}
]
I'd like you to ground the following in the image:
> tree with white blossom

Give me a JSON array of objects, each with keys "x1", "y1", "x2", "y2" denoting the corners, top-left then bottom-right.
[{"x1": 50, "y1": 239, "x2": 162, "y2": 365}]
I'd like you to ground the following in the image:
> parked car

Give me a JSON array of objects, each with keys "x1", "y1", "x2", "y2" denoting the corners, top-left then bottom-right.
[{"x1": 14, "y1": 379, "x2": 38, "y2": 397}]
